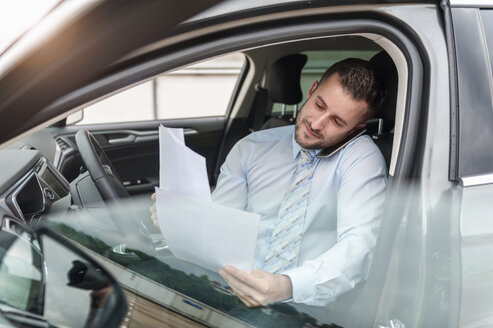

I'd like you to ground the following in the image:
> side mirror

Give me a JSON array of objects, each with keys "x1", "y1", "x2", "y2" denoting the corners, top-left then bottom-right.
[{"x1": 0, "y1": 217, "x2": 127, "y2": 328}]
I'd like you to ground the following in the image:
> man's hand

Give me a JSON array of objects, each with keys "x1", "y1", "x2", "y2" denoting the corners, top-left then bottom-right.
[
  {"x1": 150, "y1": 193, "x2": 159, "y2": 228},
  {"x1": 219, "y1": 265, "x2": 293, "y2": 307}
]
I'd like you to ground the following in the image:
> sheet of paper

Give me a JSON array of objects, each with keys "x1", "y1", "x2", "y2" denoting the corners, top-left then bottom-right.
[
  {"x1": 155, "y1": 187, "x2": 260, "y2": 272},
  {"x1": 159, "y1": 125, "x2": 211, "y2": 202}
]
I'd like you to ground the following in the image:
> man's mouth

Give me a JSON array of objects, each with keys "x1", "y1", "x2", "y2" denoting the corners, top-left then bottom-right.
[{"x1": 304, "y1": 122, "x2": 320, "y2": 138}]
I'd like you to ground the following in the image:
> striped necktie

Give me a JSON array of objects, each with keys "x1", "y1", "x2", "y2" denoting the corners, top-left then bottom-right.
[{"x1": 263, "y1": 149, "x2": 316, "y2": 273}]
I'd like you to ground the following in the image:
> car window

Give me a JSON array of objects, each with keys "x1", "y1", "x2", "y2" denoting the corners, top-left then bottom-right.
[
  {"x1": 271, "y1": 50, "x2": 379, "y2": 116},
  {"x1": 0, "y1": 220, "x2": 125, "y2": 328},
  {"x1": 480, "y1": 10, "x2": 493, "y2": 81},
  {"x1": 40, "y1": 232, "x2": 120, "y2": 328},
  {"x1": 453, "y1": 8, "x2": 493, "y2": 177},
  {"x1": 66, "y1": 53, "x2": 245, "y2": 125},
  {"x1": 0, "y1": 225, "x2": 43, "y2": 313},
  {"x1": 46, "y1": 198, "x2": 345, "y2": 328}
]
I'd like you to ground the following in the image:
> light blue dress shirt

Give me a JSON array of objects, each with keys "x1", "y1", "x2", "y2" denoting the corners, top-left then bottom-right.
[{"x1": 212, "y1": 125, "x2": 387, "y2": 307}]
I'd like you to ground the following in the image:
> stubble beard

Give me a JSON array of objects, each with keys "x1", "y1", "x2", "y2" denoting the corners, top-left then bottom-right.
[{"x1": 294, "y1": 114, "x2": 325, "y2": 150}]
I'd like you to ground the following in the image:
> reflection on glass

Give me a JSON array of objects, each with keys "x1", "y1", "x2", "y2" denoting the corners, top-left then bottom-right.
[
  {"x1": 0, "y1": 220, "x2": 122, "y2": 328},
  {"x1": 41, "y1": 234, "x2": 116, "y2": 328},
  {"x1": 45, "y1": 197, "x2": 343, "y2": 328},
  {"x1": 0, "y1": 225, "x2": 43, "y2": 313}
]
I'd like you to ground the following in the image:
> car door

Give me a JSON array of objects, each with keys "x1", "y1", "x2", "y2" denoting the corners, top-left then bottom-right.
[{"x1": 449, "y1": 5, "x2": 493, "y2": 327}]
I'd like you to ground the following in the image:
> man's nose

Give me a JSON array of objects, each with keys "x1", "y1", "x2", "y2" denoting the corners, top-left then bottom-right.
[{"x1": 311, "y1": 113, "x2": 330, "y2": 131}]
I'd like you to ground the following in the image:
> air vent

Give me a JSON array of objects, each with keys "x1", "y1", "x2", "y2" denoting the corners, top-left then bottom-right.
[
  {"x1": 54, "y1": 136, "x2": 75, "y2": 169},
  {"x1": 55, "y1": 137, "x2": 72, "y2": 151}
]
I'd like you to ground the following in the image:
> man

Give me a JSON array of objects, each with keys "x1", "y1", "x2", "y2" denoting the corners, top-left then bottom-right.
[
  {"x1": 152, "y1": 58, "x2": 387, "y2": 308},
  {"x1": 213, "y1": 57, "x2": 387, "y2": 309}
]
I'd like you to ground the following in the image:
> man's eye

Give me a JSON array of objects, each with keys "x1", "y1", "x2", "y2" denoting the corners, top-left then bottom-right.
[
  {"x1": 316, "y1": 102, "x2": 323, "y2": 109},
  {"x1": 333, "y1": 118, "x2": 343, "y2": 127}
]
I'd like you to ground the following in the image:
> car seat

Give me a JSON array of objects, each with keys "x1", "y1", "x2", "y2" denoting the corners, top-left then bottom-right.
[
  {"x1": 369, "y1": 51, "x2": 398, "y2": 170},
  {"x1": 250, "y1": 54, "x2": 307, "y2": 131}
]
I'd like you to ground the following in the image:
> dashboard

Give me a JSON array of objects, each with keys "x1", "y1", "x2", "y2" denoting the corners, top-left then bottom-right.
[{"x1": 0, "y1": 149, "x2": 70, "y2": 225}]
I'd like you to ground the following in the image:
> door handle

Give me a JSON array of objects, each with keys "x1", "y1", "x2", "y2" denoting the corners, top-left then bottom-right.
[{"x1": 108, "y1": 135, "x2": 136, "y2": 144}]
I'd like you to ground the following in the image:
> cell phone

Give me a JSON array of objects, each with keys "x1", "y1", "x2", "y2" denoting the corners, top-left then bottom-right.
[{"x1": 316, "y1": 129, "x2": 366, "y2": 159}]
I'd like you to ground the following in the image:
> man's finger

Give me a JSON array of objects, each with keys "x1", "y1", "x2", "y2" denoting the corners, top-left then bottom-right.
[
  {"x1": 149, "y1": 193, "x2": 160, "y2": 228},
  {"x1": 220, "y1": 267, "x2": 252, "y2": 292},
  {"x1": 219, "y1": 268, "x2": 262, "y2": 302},
  {"x1": 240, "y1": 296, "x2": 261, "y2": 308},
  {"x1": 229, "y1": 286, "x2": 259, "y2": 307},
  {"x1": 229, "y1": 283, "x2": 262, "y2": 308},
  {"x1": 223, "y1": 265, "x2": 263, "y2": 290}
]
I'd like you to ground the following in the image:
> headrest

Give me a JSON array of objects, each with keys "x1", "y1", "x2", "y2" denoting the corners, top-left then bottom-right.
[
  {"x1": 266, "y1": 54, "x2": 308, "y2": 105},
  {"x1": 370, "y1": 51, "x2": 398, "y2": 126}
]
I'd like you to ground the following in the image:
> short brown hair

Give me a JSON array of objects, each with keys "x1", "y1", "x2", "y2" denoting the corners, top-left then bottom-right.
[{"x1": 320, "y1": 58, "x2": 385, "y2": 119}]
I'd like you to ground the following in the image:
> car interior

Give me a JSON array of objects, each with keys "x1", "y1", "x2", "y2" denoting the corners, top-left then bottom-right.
[
  {"x1": 4, "y1": 33, "x2": 404, "y2": 189},
  {"x1": 0, "y1": 31, "x2": 407, "y2": 326}
]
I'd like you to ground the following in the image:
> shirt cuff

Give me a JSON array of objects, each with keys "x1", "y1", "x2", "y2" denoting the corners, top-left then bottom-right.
[{"x1": 282, "y1": 265, "x2": 316, "y2": 304}]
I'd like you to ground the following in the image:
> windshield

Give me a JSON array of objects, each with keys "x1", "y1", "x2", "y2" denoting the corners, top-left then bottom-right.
[{"x1": 0, "y1": 0, "x2": 59, "y2": 56}]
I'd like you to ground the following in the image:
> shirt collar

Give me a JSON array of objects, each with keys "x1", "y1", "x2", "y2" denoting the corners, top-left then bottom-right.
[{"x1": 291, "y1": 131, "x2": 320, "y2": 160}]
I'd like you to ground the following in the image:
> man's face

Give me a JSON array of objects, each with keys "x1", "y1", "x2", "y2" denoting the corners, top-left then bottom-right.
[{"x1": 294, "y1": 73, "x2": 369, "y2": 150}]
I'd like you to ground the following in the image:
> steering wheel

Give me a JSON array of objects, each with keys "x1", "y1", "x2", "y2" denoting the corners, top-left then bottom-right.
[
  {"x1": 75, "y1": 130, "x2": 130, "y2": 202},
  {"x1": 75, "y1": 130, "x2": 155, "y2": 255}
]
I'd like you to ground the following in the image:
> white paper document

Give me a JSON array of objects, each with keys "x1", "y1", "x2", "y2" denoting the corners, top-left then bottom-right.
[
  {"x1": 156, "y1": 125, "x2": 260, "y2": 272},
  {"x1": 156, "y1": 188, "x2": 260, "y2": 272},
  {"x1": 159, "y1": 125, "x2": 210, "y2": 202}
]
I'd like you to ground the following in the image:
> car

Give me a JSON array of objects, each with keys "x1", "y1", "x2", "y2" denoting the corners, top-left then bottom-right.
[{"x1": 1, "y1": 0, "x2": 493, "y2": 327}]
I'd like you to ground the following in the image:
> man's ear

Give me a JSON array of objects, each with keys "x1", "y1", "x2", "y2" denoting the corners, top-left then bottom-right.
[
  {"x1": 307, "y1": 81, "x2": 318, "y2": 99},
  {"x1": 350, "y1": 122, "x2": 366, "y2": 134}
]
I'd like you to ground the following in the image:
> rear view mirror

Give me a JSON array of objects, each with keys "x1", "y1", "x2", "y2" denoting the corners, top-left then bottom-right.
[{"x1": 0, "y1": 217, "x2": 127, "y2": 328}]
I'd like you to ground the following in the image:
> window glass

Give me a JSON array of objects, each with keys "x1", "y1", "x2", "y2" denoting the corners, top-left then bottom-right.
[
  {"x1": 480, "y1": 10, "x2": 493, "y2": 84},
  {"x1": 0, "y1": 228, "x2": 43, "y2": 313},
  {"x1": 41, "y1": 233, "x2": 120, "y2": 328},
  {"x1": 67, "y1": 53, "x2": 245, "y2": 125},
  {"x1": 271, "y1": 50, "x2": 378, "y2": 116},
  {"x1": 69, "y1": 82, "x2": 155, "y2": 125},
  {"x1": 452, "y1": 9, "x2": 493, "y2": 177},
  {"x1": 156, "y1": 53, "x2": 245, "y2": 119}
]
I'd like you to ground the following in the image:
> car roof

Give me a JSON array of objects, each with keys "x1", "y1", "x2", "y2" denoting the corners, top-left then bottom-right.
[
  {"x1": 189, "y1": 0, "x2": 440, "y2": 23},
  {"x1": 0, "y1": 0, "x2": 444, "y2": 148}
]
